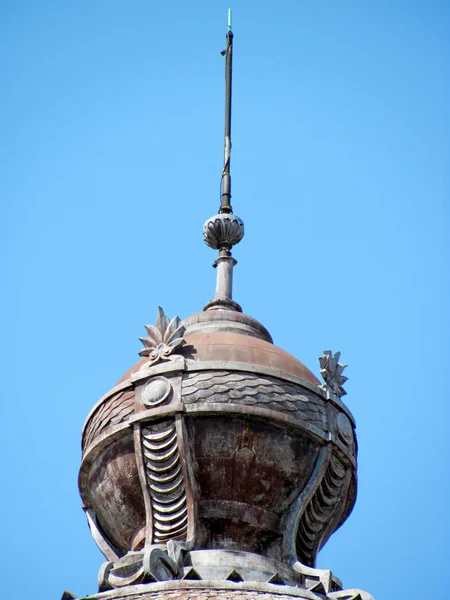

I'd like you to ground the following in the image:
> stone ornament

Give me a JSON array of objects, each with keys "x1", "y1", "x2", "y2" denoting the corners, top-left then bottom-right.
[
  {"x1": 141, "y1": 421, "x2": 188, "y2": 543},
  {"x1": 67, "y1": 583, "x2": 374, "y2": 600},
  {"x1": 98, "y1": 547, "x2": 179, "y2": 590},
  {"x1": 94, "y1": 543, "x2": 374, "y2": 599},
  {"x1": 83, "y1": 389, "x2": 134, "y2": 450},
  {"x1": 182, "y1": 370, "x2": 328, "y2": 434},
  {"x1": 203, "y1": 213, "x2": 244, "y2": 250},
  {"x1": 336, "y1": 412, "x2": 353, "y2": 446},
  {"x1": 139, "y1": 307, "x2": 186, "y2": 365},
  {"x1": 295, "y1": 452, "x2": 351, "y2": 568},
  {"x1": 319, "y1": 350, "x2": 348, "y2": 398},
  {"x1": 141, "y1": 377, "x2": 173, "y2": 407}
]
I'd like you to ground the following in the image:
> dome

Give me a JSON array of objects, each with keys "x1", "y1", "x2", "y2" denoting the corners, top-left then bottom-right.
[
  {"x1": 79, "y1": 307, "x2": 357, "y2": 591},
  {"x1": 114, "y1": 310, "x2": 320, "y2": 388}
]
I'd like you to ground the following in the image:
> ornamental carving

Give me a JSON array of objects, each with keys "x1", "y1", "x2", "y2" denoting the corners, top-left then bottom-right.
[
  {"x1": 83, "y1": 389, "x2": 134, "y2": 451},
  {"x1": 203, "y1": 213, "x2": 244, "y2": 250},
  {"x1": 182, "y1": 370, "x2": 328, "y2": 435},
  {"x1": 98, "y1": 546, "x2": 179, "y2": 590},
  {"x1": 139, "y1": 307, "x2": 186, "y2": 365},
  {"x1": 141, "y1": 420, "x2": 188, "y2": 543},
  {"x1": 319, "y1": 350, "x2": 348, "y2": 398},
  {"x1": 141, "y1": 377, "x2": 172, "y2": 408},
  {"x1": 336, "y1": 412, "x2": 353, "y2": 446},
  {"x1": 296, "y1": 452, "x2": 351, "y2": 567}
]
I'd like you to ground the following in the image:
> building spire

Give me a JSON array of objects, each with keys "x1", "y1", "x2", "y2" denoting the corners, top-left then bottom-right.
[
  {"x1": 220, "y1": 9, "x2": 233, "y2": 214},
  {"x1": 203, "y1": 10, "x2": 245, "y2": 312}
]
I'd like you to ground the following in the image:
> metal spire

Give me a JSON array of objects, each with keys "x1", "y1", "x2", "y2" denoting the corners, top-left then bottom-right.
[
  {"x1": 220, "y1": 8, "x2": 233, "y2": 214},
  {"x1": 203, "y1": 10, "x2": 244, "y2": 312}
]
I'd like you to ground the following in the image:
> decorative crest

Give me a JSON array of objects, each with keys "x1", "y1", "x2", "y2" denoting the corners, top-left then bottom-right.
[
  {"x1": 139, "y1": 307, "x2": 186, "y2": 365},
  {"x1": 319, "y1": 350, "x2": 348, "y2": 397}
]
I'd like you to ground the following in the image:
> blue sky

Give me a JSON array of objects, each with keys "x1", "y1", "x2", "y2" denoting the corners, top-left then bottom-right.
[{"x1": 2, "y1": 2, "x2": 449, "y2": 599}]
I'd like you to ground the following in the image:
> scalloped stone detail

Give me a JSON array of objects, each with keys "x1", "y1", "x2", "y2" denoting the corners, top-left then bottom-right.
[{"x1": 203, "y1": 213, "x2": 244, "y2": 250}]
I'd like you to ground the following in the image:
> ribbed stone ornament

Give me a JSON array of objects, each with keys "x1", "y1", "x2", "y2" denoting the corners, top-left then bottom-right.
[{"x1": 203, "y1": 213, "x2": 244, "y2": 250}]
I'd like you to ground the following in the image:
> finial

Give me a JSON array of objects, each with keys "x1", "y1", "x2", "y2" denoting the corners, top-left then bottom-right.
[
  {"x1": 319, "y1": 350, "x2": 348, "y2": 398},
  {"x1": 203, "y1": 11, "x2": 244, "y2": 313},
  {"x1": 220, "y1": 8, "x2": 233, "y2": 214},
  {"x1": 139, "y1": 307, "x2": 186, "y2": 366}
]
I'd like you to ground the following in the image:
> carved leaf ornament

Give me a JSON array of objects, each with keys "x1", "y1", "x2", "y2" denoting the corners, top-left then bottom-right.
[
  {"x1": 139, "y1": 307, "x2": 186, "y2": 365},
  {"x1": 319, "y1": 350, "x2": 348, "y2": 398}
]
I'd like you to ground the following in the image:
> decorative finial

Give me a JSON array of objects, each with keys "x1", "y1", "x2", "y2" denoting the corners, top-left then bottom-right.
[
  {"x1": 319, "y1": 350, "x2": 348, "y2": 398},
  {"x1": 203, "y1": 11, "x2": 245, "y2": 313},
  {"x1": 139, "y1": 307, "x2": 186, "y2": 365}
]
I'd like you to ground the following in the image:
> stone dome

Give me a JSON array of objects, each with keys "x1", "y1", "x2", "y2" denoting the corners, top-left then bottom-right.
[
  {"x1": 79, "y1": 307, "x2": 357, "y2": 592},
  {"x1": 113, "y1": 311, "x2": 320, "y2": 388}
]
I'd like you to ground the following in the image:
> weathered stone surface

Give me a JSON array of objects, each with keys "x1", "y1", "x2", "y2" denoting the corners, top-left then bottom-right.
[
  {"x1": 77, "y1": 308, "x2": 364, "y2": 597},
  {"x1": 84, "y1": 389, "x2": 134, "y2": 450},
  {"x1": 92, "y1": 590, "x2": 318, "y2": 600},
  {"x1": 75, "y1": 580, "x2": 373, "y2": 600},
  {"x1": 182, "y1": 371, "x2": 328, "y2": 435},
  {"x1": 120, "y1": 591, "x2": 310, "y2": 600}
]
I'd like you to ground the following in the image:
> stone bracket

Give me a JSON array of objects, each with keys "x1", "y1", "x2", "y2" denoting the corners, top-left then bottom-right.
[
  {"x1": 84, "y1": 508, "x2": 122, "y2": 563},
  {"x1": 98, "y1": 547, "x2": 179, "y2": 591}
]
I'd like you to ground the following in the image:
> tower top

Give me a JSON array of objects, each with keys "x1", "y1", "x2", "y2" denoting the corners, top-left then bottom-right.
[{"x1": 70, "y1": 14, "x2": 373, "y2": 600}]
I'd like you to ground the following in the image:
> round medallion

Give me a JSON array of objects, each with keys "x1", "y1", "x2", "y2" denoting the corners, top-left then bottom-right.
[
  {"x1": 141, "y1": 377, "x2": 172, "y2": 407},
  {"x1": 336, "y1": 412, "x2": 353, "y2": 445}
]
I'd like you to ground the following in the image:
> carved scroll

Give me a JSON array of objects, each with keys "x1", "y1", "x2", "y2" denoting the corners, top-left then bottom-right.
[
  {"x1": 296, "y1": 452, "x2": 351, "y2": 566},
  {"x1": 98, "y1": 546, "x2": 179, "y2": 590}
]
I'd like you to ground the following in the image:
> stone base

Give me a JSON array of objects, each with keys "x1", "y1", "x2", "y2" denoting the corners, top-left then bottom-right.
[
  {"x1": 62, "y1": 549, "x2": 373, "y2": 600},
  {"x1": 63, "y1": 579, "x2": 373, "y2": 600}
]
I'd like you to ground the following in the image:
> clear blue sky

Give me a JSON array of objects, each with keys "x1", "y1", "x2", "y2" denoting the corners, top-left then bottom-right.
[{"x1": 2, "y1": 2, "x2": 449, "y2": 599}]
